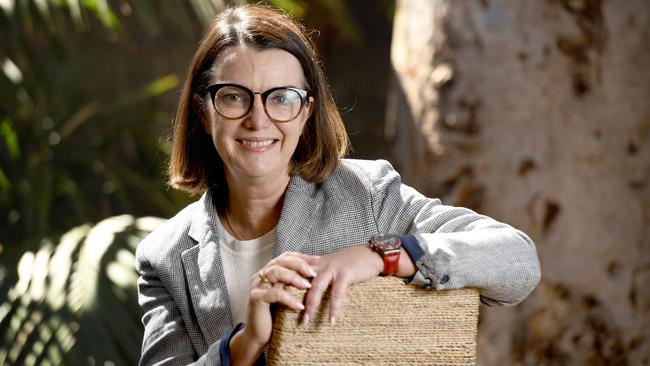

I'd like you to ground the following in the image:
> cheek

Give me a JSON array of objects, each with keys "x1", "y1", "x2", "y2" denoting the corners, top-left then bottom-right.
[
  {"x1": 295, "y1": 113, "x2": 309, "y2": 138},
  {"x1": 287, "y1": 124, "x2": 304, "y2": 143},
  {"x1": 206, "y1": 121, "x2": 233, "y2": 153}
]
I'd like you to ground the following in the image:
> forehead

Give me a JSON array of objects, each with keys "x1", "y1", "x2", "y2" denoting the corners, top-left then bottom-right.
[{"x1": 210, "y1": 46, "x2": 306, "y2": 89}]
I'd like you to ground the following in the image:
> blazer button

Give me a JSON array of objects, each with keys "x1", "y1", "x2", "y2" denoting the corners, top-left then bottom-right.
[{"x1": 439, "y1": 274, "x2": 450, "y2": 284}]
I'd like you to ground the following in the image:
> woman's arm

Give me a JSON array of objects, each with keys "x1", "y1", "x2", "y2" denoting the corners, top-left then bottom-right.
[{"x1": 367, "y1": 160, "x2": 541, "y2": 305}]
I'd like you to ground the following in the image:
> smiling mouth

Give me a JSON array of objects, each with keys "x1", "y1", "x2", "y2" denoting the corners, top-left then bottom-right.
[{"x1": 238, "y1": 139, "x2": 277, "y2": 148}]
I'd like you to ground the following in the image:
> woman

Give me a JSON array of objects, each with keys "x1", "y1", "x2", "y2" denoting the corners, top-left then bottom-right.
[{"x1": 136, "y1": 4, "x2": 541, "y2": 366}]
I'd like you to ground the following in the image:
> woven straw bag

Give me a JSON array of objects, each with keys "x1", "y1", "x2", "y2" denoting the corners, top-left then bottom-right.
[{"x1": 267, "y1": 276, "x2": 479, "y2": 365}]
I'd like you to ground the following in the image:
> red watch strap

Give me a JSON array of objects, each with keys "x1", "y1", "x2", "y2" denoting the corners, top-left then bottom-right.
[{"x1": 382, "y1": 252, "x2": 400, "y2": 276}]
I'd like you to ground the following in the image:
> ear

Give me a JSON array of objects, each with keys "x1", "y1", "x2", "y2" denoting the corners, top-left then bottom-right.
[
  {"x1": 301, "y1": 96, "x2": 315, "y2": 130},
  {"x1": 306, "y1": 96, "x2": 315, "y2": 119},
  {"x1": 192, "y1": 93, "x2": 211, "y2": 134}
]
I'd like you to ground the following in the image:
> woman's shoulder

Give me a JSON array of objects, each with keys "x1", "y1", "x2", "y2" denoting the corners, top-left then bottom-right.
[
  {"x1": 135, "y1": 195, "x2": 205, "y2": 266},
  {"x1": 327, "y1": 159, "x2": 402, "y2": 189}
]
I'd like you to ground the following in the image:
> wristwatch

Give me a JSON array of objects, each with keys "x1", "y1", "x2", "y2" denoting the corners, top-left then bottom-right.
[{"x1": 368, "y1": 234, "x2": 402, "y2": 276}]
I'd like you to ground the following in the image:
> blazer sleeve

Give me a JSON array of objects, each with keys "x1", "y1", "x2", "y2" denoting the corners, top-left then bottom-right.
[
  {"x1": 136, "y1": 245, "x2": 222, "y2": 366},
  {"x1": 367, "y1": 160, "x2": 541, "y2": 306}
]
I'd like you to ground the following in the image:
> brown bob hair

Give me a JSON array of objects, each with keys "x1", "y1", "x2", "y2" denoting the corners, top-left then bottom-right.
[{"x1": 168, "y1": 4, "x2": 349, "y2": 194}]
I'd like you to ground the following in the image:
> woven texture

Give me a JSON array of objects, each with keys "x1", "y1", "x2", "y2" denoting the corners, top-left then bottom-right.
[{"x1": 267, "y1": 277, "x2": 479, "y2": 365}]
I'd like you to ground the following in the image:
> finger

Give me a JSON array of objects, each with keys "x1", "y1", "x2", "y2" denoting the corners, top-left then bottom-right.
[
  {"x1": 252, "y1": 283, "x2": 305, "y2": 311},
  {"x1": 263, "y1": 266, "x2": 312, "y2": 289},
  {"x1": 303, "y1": 270, "x2": 333, "y2": 326},
  {"x1": 269, "y1": 255, "x2": 318, "y2": 278},
  {"x1": 252, "y1": 273, "x2": 275, "y2": 288},
  {"x1": 328, "y1": 275, "x2": 350, "y2": 326}
]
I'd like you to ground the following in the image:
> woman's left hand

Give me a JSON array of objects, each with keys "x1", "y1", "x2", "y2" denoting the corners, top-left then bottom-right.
[{"x1": 302, "y1": 244, "x2": 384, "y2": 326}]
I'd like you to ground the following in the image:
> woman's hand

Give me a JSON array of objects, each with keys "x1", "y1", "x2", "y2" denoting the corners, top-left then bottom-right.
[
  {"x1": 230, "y1": 252, "x2": 319, "y2": 366},
  {"x1": 302, "y1": 244, "x2": 384, "y2": 326}
]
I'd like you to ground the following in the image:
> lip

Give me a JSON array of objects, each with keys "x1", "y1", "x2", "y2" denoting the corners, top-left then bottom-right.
[{"x1": 237, "y1": 137, "x2": 279, "y2": 152}]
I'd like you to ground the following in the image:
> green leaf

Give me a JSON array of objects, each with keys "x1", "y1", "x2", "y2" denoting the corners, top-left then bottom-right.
[
  {"x1": 112, "y1": 74, "x2": 179, "y2": 108},
  {"x1": 80, "y1": 0, "x2": 123, "y2": 32},
  {"x1": 143, "y1": 74, "x2": 179, "y2": 97},
  {"x1": 0, "y1": 168, "x2": 9, "y2": 193},
  {"x1": 0, "y1": 118, "x2": 20, "y2": 159},
  {"x1": 269, "y1": 0, "x2": 306, "y2": 17}
]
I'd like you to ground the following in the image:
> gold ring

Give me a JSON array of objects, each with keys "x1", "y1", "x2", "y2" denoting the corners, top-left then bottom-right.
[{"x1": 258, "y1": 269, "x2": 271, "y2": 283}]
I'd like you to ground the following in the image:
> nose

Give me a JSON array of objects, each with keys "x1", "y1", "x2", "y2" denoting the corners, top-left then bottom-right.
[{"x1": 244, "y1": 94, "x2": 272, "y2": 130}]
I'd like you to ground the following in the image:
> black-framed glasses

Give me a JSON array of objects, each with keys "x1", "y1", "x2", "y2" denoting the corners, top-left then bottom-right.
[{"x1": 206, "y1": 83, "x2": 310, "y2": 122}]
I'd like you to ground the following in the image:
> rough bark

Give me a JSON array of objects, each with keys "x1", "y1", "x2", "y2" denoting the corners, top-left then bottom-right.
[{"x1": 387, "y1": 0, "x2": 650, "y2": 365}]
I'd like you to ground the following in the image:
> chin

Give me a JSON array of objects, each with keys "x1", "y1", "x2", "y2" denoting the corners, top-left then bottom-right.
[{"x1": 242, "y1": 161, "x2": 289, "y2": 179}]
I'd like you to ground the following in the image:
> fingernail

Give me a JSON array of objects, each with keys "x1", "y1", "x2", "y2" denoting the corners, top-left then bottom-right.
[
  {"x1": 302, "y1": 279, "x2": 311, "y2": 288},
  {"x1": 308, "y1": 268, "x2": 317, "y2": 277},
  {"x1": 302, "y1": 314, "x2": 310, "y2": 326},
  {"x1": 297, "y1": 303, "x2": 305, "y2": 310},
  {"x1": 330, "y1": 317, "x2": 336, "y2": 326}
]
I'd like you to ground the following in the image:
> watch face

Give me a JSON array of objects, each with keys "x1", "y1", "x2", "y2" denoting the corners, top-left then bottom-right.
[{"x1": 372, "y1": 235, "x2": 401, "y2": 250}]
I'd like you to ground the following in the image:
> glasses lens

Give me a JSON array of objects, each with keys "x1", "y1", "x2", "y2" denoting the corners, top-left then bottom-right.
[
  {"x1": 265, "y1": 89, "x2": 303, "y2": 122},
  {"x1": 214, "y1": 85, "x2": 250, "y2": 119}
]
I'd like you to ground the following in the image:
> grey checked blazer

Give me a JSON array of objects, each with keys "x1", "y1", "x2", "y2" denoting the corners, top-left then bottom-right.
[{"x1": 136, "y1": 159, "x2": 541, "y2": 365}]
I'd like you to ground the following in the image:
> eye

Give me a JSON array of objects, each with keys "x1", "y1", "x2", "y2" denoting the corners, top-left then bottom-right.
[
  {"x1": 269, "y1": 90, "x2": 298, "y2": 105},
  {"x1": 218, "y1": 91, "x2": 246, "y2": 103},
  {"x1": 273, "y1": 95, "x2": 289, "y2": 104},
  {"x1": 215, "y1": 86, "x2": 249, "y2": 105},
  {"x1": 221, "y1": 93, "x2": 242, "y2": 102}
]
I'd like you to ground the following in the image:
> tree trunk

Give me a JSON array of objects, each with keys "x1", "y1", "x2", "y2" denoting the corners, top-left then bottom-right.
[{"x1": 387, "y1": 0, "x2": 650, "y2": 364}]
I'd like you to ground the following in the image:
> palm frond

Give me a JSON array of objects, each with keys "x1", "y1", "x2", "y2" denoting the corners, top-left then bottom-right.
[{"x1": 0, "y1": 216, "x2": 165, "y2": 365}]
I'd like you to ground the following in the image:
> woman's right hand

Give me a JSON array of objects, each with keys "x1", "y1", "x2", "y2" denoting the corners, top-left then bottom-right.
[{"x1": 229, "y1": 252, "x2": 319, "y2": 365}]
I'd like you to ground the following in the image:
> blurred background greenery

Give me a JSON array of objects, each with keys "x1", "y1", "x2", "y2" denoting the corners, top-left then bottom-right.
[{"x1": 0, "y1": 0, "x2": 394, "y2": 364}]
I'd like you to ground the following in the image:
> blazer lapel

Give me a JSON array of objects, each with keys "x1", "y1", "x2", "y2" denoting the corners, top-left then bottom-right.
[
  {"x1": 181, "y1": 190, "x2": 233, "y2": 349},
  {"x1": 274, "y1": 175, "x2": 319, "y2": 257}
]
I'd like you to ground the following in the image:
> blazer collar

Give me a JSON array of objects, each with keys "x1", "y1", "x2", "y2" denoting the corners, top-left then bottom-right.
[
  {"x1": 274, "y1": 174, "x2": 319, "y2": 257},
  {"x1": 180, "y1": 177, "x2": 320, "y2": 346},
  {"x1": 187, "y1": 190, "x2": 218, "y2": 244},
  {"x1": 187, "y1": 177, "x2": 320, "y2": 256}
]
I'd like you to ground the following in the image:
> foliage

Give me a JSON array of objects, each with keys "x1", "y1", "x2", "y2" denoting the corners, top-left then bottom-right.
[
  {"x1": 0, "y1": 0, "x2": 361, "y2": 247},
  {"x1": 0, "y1": 0, "x2": 219, "y2": 246},
  {"x1": 0, "y1": 215, "x2": 164, "y2": 365},
  {"x1": 0, "y1": 0, "x2": 362, "y2": 364}
]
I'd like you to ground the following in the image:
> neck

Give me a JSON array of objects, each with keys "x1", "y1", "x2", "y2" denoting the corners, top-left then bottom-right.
[{"x1": 222, "y1": 171, "x2": 290, "y2": 240}]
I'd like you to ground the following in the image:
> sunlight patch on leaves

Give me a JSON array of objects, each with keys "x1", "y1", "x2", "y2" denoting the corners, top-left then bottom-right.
[
  {"x1": 69, "y1": 215, "x2": 133, "y2": 313},
  {"x1": 0, "y1": 0, "x2": 15, "y2": 15},
  {"x1": 47, "y1": 225, "x2": 89, "y2": 311},
  {"x1": 106, "y1": 249, "x2": 137, "y2": 289},
  {"x1": 0, "y1": 216, "x2": 160, "y2": 365},
  {"x1": 2, "y1": 58, "x2": 22, "y2": 84}
]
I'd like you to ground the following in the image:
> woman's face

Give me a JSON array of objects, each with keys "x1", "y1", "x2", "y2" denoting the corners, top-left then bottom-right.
[{"x1": 201, "y1": 46, "x2": 313, "y2": 185}]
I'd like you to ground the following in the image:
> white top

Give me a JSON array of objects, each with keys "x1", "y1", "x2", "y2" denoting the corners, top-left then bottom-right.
[{"x1": 216, "y1": 217, "x2": 275, "y2": 326}]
